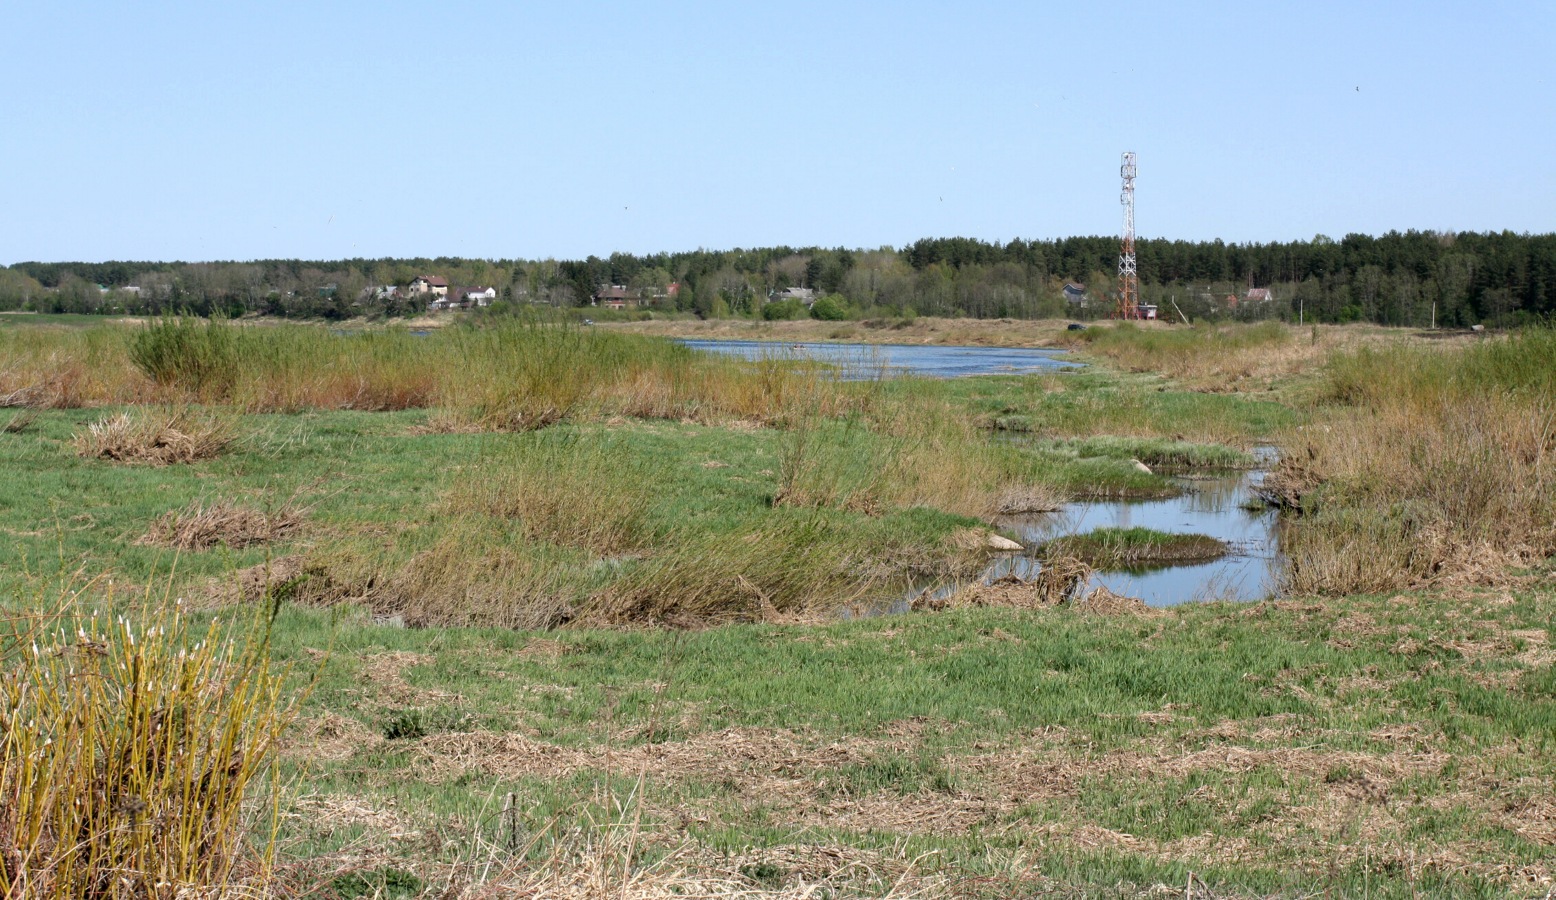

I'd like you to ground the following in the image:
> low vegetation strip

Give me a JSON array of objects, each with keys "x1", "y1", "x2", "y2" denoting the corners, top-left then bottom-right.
[{"x1": 1040, "y1": 526, "x2": 1230, "y2": 568}]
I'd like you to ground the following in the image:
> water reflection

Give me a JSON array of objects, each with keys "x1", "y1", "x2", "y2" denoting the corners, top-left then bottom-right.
[{"x1": 993, "y1": 467, "x2": 1281, "y2": 606}]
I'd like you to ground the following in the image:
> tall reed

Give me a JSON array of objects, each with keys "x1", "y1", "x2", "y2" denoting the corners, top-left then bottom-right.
[{"x1": 0, "y1": 580, "x2": 298, "y2": 898}]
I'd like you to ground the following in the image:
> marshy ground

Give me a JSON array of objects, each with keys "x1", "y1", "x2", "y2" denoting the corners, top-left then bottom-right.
[{"x1": 1, "y1": 313, "x2": 1552, "y2": 898}]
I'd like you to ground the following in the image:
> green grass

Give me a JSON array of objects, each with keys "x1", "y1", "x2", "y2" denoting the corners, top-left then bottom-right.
[
  {"x1": 242, "y1": 582, "x2": 1556, "y2": 896},
  {"x1": 1039, "y1": 526, "x2": 1230, "y2": 568}
]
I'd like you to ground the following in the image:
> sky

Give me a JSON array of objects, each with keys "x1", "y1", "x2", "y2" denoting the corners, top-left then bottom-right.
[{"x1": 3, "y1": 1, "x2": 1552, "y2": 264}]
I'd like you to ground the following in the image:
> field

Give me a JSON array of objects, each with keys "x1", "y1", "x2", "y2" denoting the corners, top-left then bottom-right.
[{"x1": 2, "y1": 314, "x2": 1553, "y2": 898}]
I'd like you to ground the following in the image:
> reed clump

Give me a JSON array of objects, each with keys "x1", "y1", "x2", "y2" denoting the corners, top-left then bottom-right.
[
  {"x1": 73, "y1": 406, "x2": 237, "y2": 465},
  {"x1": 1, "y1": 326, "x2": 134, "y2": 408},
  {"x1": 138, "y1": 495, "x2": 307, "y2": 551},
  {"x1": 775, "y1": 397, "x2": 1067, "y2": 520},
  {"x1": 4, "y1": 316, "x2": 877, "y2": 428},
  {"x1": 0, "y1": 584, "x2": 297, "y2": 898},
  {"x1": 1281, "y1": 326, "x2": 1556, "y2": 594},
  {"x1": 582, "y1": 518, "x2": 884, "y2": 626}
]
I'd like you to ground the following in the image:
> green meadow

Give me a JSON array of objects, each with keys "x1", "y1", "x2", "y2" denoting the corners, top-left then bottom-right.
[{"x1": 2, "y1": 316, "x2": 1553, "y2": 898}]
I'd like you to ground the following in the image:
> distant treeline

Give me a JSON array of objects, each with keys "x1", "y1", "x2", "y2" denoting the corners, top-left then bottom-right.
[{"x1": 4, "y1": 230, "x2": 1552, "y2": 327}]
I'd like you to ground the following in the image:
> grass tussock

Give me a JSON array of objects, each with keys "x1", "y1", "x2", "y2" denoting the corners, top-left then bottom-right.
[
  {"x1": 443, "y1": 432, "x2": 663, "y2": 556},
  {"x1": 73, "y1": 406, "x2": 237, "y2": 465},
  {"x1": 1039, "y1": 526, "x2": 1229, "y2": 568},
  {"x1": 582, "y1": 519, "x2": 884, "y2": 626},
  {"x1": 370, "y1": 535, "x2": 589, "y2": 630},
  {"x1": 1281, "y1": 326, "x2": 1556, "y2": 594},
  {"x1": 0, "y1": 585, "x2": 297, "y2": 898},
  {"x1": 139, "y1": 494, "x2": 309, "y2": 551}
]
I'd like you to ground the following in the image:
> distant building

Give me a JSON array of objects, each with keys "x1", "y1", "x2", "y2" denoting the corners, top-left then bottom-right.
[
  {"x1": 768, "y1": 287, "x2": 816, "y2": 306},
  {"x1": 1062, "y1": 282, "x2": 1088, "y2": 306},
  {"x1": 1244, "y1": 288, "x2": 1274, "y2": 305},
  {"x1": 462, "y1": 286, "x2": 497, "y2": 307},
  {"x1": 409, "y1": 275, "x2": 448, "y2": 298},
  {"x1": 593, "y1": 284, "x2": 633, "y2": 309}
]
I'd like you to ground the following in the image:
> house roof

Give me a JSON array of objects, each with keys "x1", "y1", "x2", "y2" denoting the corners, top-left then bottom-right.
[
  {"x1": 1245, "y1": 288, "x2": 1273, "y2": 302},
  {"x1": 595, "y1": 285, "x2": 631, "y2": 300},
  {"x1": 415, "y1": 275, "x2": 448, "y2": 287}
]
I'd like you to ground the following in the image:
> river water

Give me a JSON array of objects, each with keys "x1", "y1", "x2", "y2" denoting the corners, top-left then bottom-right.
[
  {"x1": 678, "y1": 339, "x2": 1078, "y2": 379},
  {"x1": 987, "y1": 464, "x2": 1281, "y2": 606}
]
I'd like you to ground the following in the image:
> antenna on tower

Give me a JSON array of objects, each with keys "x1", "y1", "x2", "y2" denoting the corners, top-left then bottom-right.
[{"x1": 1114, "y1": 151, "x2": 1140, "y2": 320}]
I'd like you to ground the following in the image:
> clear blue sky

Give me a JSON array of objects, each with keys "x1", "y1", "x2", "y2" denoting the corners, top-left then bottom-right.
[{"x1": 3, "y1": 1, "x2": 1551, "y2": 264}]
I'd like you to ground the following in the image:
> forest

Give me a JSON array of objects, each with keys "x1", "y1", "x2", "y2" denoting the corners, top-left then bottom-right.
[{"x1": 4, "y1": 229, "x2": 1552, "y2": 327}]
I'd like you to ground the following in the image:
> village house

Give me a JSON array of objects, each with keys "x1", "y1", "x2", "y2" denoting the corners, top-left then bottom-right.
[
  {"x1": 593, "y1": 284, "x2": 634, "y2": 309},
  {"x1": 1062, "y1": 282, "x2": 1088, "y2": 307},
  {"x1": 462, "y1": 286, "x2": 497, "y2": 307},
  {"x1": 767, "y1": 286, "x2": 816, "y2": 306},
  {"x1": 427, "y1": 286, "x2": 498, "y2": 311},
  {"x1": 408, "y1": 275, "x2": 448, "y2": 299}
]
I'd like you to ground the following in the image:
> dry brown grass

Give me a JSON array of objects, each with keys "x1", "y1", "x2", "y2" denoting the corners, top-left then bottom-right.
[
  {"x1": 1280, "y1": 382, "x2": 1556, "y2": 595},
  {"x1": 1047, "y1": 321, "x2": 1421, "y2": 392},
  {"x1": 139, "y1": 494, "x2": 309, "y2": 551},
  {"x1": 72, "y1": 406, "x2": 237, "y2": 465},
  {"x1": 912, "y1": 563, "x2": 1155, "y2": 616}
]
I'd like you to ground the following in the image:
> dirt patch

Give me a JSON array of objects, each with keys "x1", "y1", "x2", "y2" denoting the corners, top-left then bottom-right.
[
  {"x1": 916, "y1": 569, "x2": 1155, "y2": 617},
  {"x1": 412, "y1": 727, "x2": 875, "y2": 792},
  {"x1": 202, "y1": 554, "x2": 365, "y2": 608},
  {"x1": 284, "y1": 712, "x2": 384, "y2": 761},
  {"x1": 359, "y1": 651, "x2": 458, "y2": 707},
  {"x1": 289, "y1": 794, "x2": 419, "y2": 839},
  {"x1": 516, "y1": 638, "x2": 571, "y2": 660}
]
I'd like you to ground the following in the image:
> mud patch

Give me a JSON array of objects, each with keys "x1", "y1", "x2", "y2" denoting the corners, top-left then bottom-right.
[{"x1": 916, "y1": 568, "x2": 1154, "y2": 617}]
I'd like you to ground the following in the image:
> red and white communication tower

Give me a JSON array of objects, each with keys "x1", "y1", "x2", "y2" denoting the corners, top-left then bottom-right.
[{"x1": 1113, "y1": 151, "x2": 1141, "y2": 320}]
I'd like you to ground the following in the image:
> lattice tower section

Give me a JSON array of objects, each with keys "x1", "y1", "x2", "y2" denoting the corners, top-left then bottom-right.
[{"x1": 1115, "y1": 151, "x2": 1139, "y2": 319}]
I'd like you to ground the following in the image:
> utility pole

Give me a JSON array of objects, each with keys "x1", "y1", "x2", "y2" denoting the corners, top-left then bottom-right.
[{"x1": 1114, "y1": 152, "x2": 1139, "y2": 320}]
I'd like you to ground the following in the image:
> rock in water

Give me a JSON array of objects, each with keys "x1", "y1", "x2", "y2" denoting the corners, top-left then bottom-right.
[{"x1": 986, "y1": 534, "x2": 1023, "y2": 552}]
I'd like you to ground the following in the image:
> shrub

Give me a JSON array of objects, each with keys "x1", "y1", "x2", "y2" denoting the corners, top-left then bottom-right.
[
  {"x1": 809, "y1": 294, "x2": 851, "y2": 321},
  {"x1": 762, "y1": 299, "x2": 807, "y2": 321},
  {"x1": 128, "y1": 316, "x2": 239, "y2": 397}
]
